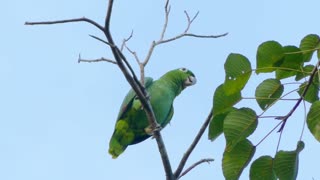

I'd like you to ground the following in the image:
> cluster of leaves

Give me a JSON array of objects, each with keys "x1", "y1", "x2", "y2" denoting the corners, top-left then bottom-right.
[{"x1": 208, "y1": 34, "x2": 320, "y2": 179}]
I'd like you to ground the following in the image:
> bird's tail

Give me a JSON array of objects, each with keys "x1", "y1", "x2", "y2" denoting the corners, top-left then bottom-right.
[{"x1": 108, "y1": 136, "x2": 127, "y2": 159}]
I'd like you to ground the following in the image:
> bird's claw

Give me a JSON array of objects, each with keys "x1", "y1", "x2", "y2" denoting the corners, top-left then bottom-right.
[{"x1": 145, "y1": 124, "x2": 162, "y2": 137}]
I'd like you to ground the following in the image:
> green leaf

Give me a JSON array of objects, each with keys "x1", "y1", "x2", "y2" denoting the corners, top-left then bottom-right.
[
  {"x1": 250, "y1": 156, "x2": 276, "y2": 180},
  {"x1": 223, "y1": 139, "x2": 256, "y2": 180},
  {"x1": 224, "y1": 53, "x2": 252, "y2": 95},
  {"x1": 274, "y1": 141, "x2": 304, "y2": 180},
  {"x1": 255, "y1": 79, "x2": 284, "y2": 110},
  {"x1": 299, "y1": 34, "x2": 320, "y2": 62},
  {"x1": 295, "y1": 65, "x2": 314, "y2": 81},
  {"x1": 307, "y1": 101, "x2": 320, "y2": 141},
  {"x1": 256, "y1": 41, "x2": 284, "y2": 73},
  {"x1": 209, "y1": 108, "x2": 236, "y2": 141},
  {"x1": 224, "y1": 108, "x2": 257, "y2": 151},
  {"x1": 213, "y1": 84, "x2": 241, "y2": 116},
  {"x1": 297, "y1": 81, "x2": 319, "y2": 103},
  {"x1": 276, "y1": 46, "x2": 304, "y2": 80}
]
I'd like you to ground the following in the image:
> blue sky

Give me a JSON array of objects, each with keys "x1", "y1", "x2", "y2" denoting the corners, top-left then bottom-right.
[{"x1": 1, "y1": 0, "x2": 320, "y2": 179}]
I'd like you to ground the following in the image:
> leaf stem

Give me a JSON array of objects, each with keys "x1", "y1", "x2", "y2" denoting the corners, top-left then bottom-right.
[{"x1": 278, "y1": 60, "x2": 320, "y2": 132}]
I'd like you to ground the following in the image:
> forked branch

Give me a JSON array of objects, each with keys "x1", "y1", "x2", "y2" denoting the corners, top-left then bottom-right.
[{"x1": 121, "y1": 0, "x2": 227, "y2": 85}]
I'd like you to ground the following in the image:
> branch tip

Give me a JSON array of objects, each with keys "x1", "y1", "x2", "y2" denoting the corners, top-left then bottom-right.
[{"x1": 178, "y1": 158, "x2": 214, "y2": 179}]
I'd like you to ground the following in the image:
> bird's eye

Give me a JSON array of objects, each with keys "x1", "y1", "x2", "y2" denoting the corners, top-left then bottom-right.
[{"x1": 180, "y1": 68, "x2": 188, "y2": 72}]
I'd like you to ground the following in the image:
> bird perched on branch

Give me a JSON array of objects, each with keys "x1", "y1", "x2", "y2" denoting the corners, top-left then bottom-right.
[{"x1": 109, "y1": 68, "x2": 196, "y2": 158}]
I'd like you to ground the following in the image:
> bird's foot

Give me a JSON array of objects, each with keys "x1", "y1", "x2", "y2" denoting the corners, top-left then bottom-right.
[{"x1": 145, "y1": 124, "x2": 162, "y2": 137}]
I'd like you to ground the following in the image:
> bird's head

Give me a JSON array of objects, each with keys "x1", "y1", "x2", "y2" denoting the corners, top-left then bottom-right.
[
  {"x1": 160, "y1": 68, "x2": 196, "y2": 92},
  {"x1": 177, "y1": 67, "x2": 197, "y2": 88}
]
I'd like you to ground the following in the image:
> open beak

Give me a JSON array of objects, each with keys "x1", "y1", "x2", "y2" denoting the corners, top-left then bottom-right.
[{"x1": 184, "y1": 76, "x2": 197, "y2": 87}]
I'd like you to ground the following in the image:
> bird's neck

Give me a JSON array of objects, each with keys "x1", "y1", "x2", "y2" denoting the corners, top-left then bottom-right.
[{"x1": 157, "y1": 77, "x2": 183, "y2": 97}]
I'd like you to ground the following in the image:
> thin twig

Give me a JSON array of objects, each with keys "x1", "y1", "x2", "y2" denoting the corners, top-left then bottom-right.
[
  {"x1": 122, "y1": 45, "x2": 145, "y2": 84},
  {"x1": 160, "y1": 0, "x2": 171, "y2": 41},
  {"x1": 276, "y1": 125, "x2": 284, "y2": 152},
  {"x1": 89, "y1": 35, "x2": 113, "y2": 47},
  {"x1": 259, "y1": 116, "x2": 288, "y2": 119},
  {"x1": 25, "y1": 17, "x2": 105, "y2": 33},
  {"x1": 300, "y1": 99, "x2": 307, "y2": 141},
  {"x1": 255, "y1": 121, "x2": 283, "y2": 147},
  {"x1": 142, "y1": 4, "x2": 228, "y2": 67},
  {"x1": 178, "y1": 158, "x2": 214, "y2": 179},
  {"x1": 242, "y1": 97, "x2": 299, "y2": 101},
  {"x1": 124, "y1": 44, "x2": 141, "y2": 64},
  {"x1": 158, "y1": 32, "x2": 228, "y2": 45},
  {"x1": 78, "y1": 55, "x2": 117, "y2": 64},
  {"x1": 258, "y1": 86, "x2": 304, "y2": 117},
  {"x1": 183, "y1": 11, "x2": 198, "y2": 33},
  {"x1": 278, "y1": 61, "x2": 320, "y2": 132},
  {"x1": 119, "y1": 31, "x2": 144, "y2": 83},
  {"x1": 120, "y1": 30, "x2": 134, "y2": 51},
  {"x1": 115, "y1": 47, "x2": 146, "y2": 91},
  {"x1": 174, "y1": 109, "x2": 213, "y2": 178}
]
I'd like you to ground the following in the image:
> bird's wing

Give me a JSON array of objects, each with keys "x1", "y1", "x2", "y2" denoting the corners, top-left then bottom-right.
[{"x1": 117, "y1": 77, "x2": 153, "y2": 120}]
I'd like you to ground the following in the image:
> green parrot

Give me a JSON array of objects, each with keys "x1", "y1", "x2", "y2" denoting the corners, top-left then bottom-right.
[{"x1": 109, "y1": 68, "x2": 196, "y2": 158}]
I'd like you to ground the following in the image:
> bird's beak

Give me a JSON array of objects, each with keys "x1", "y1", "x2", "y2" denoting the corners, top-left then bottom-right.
[{"x1": 184, "y1": 76, "x2": 197, "y2": 87}]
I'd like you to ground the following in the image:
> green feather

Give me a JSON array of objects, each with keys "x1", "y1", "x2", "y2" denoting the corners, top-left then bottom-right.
[{"x1": 109, "y1": 68, "x2": 196, "y2": 158}]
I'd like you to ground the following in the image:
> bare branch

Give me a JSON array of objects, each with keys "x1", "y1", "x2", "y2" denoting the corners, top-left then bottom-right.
[
  {"x1": 178, "y1": 158, "x2": 214, "y2": 179},
  {"x1": 174, "y1": 109, "x2": 213, "y2": 178},
  {"x1": 143, "y1": 41, "x2": 157, "y2": 66},
  {"x1": 122, "y1": 43, "x2": 146, "y2": 84},
  {"x1": 78, "y1": 55, "x2": 117, "y2": 64},
  {"x1": 120, "y1": 30, "x2": 134, "y2": 51},
  {"x1": 89, "y1": 35, "x2": 114, "y2": 47},
  {"x1": 25, "y1": 17, "x2": 105, "y2": 33},
  {"x1": 183, "y1": 11, "x2": 199, "y2": 33},
  {"x1": 160, "y1": 0, "x2": 171, "y2": 41},
  {"x1": 158, "y1": 32, "x2": 228, "y2": 45},
  {"x1": 189, "y1": 11, "x2": 199, "y2": 24},
  {"x1": 142, "y1": 8, "x2": 228, "y2": 67},
  {"x1": 124, "y1": 43, "x2": 141, "y2": 64}
]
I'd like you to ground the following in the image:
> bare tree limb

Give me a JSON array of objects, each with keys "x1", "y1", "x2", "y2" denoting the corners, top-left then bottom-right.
[
  {"x1": 124, "y1": 44, "x2": 141, "y2": 64},
  {"x1": 178, "y1": 158, "x2": 214, "y2": 179},
  {"x1": 160, "y1": 0, "x2": 171, "y2": 41},
  {"x1": 158, "y1": 32, "x2": 228, "y2": 45},
  {"x1": 174, "y1": 109, "x2": 213, "y2": 178},
  {"x1": 78, "y1": 55, "x2": 117, "y2": 64},
  {"x1": 25, "y1": 17, "x2": 105, "y2": 33},
  {"x1": 183, "y1": 11, "x2": 198, "y2": 33},
  {"x1": 143, "y1": 9, "x2": 228, "y2": 67},
  {"x1": 120, "y1": 30, "x2": 134, "y2": 51},
  {"x1": 89, "y1": 35, "x2": 113, "y2": 47}
]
